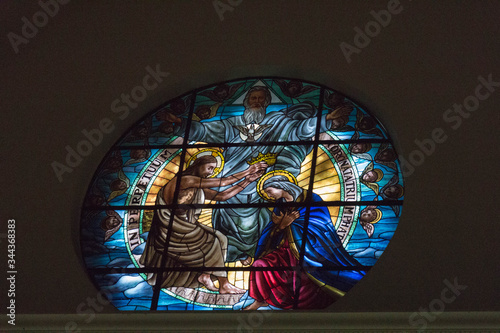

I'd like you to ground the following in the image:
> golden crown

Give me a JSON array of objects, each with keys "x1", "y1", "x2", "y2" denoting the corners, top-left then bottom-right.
[{"x1": 247, "y1": 152, "x2": 278, "y2": 166}]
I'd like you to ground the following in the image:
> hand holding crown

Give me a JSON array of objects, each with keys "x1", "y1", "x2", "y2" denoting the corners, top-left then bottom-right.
[{"x1": 246, "y1": 162, "x2": 268, "y2": 182}]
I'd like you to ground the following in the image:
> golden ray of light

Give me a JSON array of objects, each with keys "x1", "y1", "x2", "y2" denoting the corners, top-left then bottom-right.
[
  {"x1": 314, "y1": 169, "x2": 340, "y2": 183},
  {"x1": 225, "y1": 261, "x2": 249, "y2": 290},
  {"x1": 327, "y1": 207, "x2": 341, "y2": 220},
  {"x1": 296, "y1": 168, "x2": 311, "y2": 183},
  {"x1": 315, "y1": 150, "x2": 330, "y2": 164},
  {"x1": 313, "y1": 188, "x2": 341, "y2": 202},
  {"x1": 145, "y1": 186, "x2": 161, "y2": 205},
  {"x1": 313, "y1": 177, "x2": 340, "y2": 191},
  {"x1": 144, "y1": 157, "x2": 181, "y2": 204},
  {"x1": 149, "y1": 184, "x2": 162, "y2": 192},
  {"x1": 299, "y1": 149, "x2": 337, "y2": 187},
  {"x1": 168, "y1": 155, "x2": 181, "y2": 166},
  {"x1": 315, "y1": 149, "x2": 329, "y2": 158},
  {"x1": 198, "y1": 209, "x2": 213, "y2": 227},
  {"x1": 167, "y1": 163, "x2": 180, "y2": 172},
  {"x1": 298, "y1": 178, "x2": 310, "y2": 189},
  {"x1": 315, "y1": 192, "x2": 341, "y2": 203},
  {"x1": 314, "y1": 183, "x2": 341, "y2": 193},
  {"x1": 300, "y1": 159, "x2": 313, "y2": 172},
  {"x1": 315, "y1": 159, "x2": 335, "y2": 174},
  {"x1": 158, "y1": 167, "x2": 176, "y2": 179}
]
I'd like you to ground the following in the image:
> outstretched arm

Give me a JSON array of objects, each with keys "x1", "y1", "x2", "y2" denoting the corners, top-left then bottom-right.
[
  {"x1": 204, "y1": 179, "x2": 251, "y2": 201},
  {"x1": 166, "y1": 112, "x2": 227, "y2": 143},
  {"x1": 181, "y1": 162, "x2": 267, "y2": 190},
  {"x1": 204, "y1": 168, "x2": 264, "y2": 201},
  {"x1": 278, "y1": 103, "x2": 332, "y2": 140}
]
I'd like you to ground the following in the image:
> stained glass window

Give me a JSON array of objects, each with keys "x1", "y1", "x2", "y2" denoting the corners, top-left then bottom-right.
[{"x1": 81, "y1": 77, "x2": 404, "y2": 311}]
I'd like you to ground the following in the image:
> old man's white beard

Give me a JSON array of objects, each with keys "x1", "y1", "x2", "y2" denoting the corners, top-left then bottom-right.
[{"x1": 243, "y1": 107, "x2": 266, "y2": 124}]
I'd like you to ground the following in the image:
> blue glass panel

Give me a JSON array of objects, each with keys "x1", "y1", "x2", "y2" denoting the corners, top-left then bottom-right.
[
  {"x1": 94, "y1": 274, "x2": 153, "y2": 311},
  {"x1": 81, "y1": 210, "x2": 142, "y2": 269},
  {"x1": 345, "y1": 205, "x2": 400, "y2": 266}
]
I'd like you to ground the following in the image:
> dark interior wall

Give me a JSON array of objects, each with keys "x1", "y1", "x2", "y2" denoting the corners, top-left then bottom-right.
[{"x1": 1, "y1": 0, "x2": 499, "y2": 326}]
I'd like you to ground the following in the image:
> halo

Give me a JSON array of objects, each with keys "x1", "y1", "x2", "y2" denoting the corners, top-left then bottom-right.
[
  {"x1": 374, "y1": 168, "x2": 384, "y2": 182},
  {"x1": 369, "y1": 209, "x2": 383, "y2": 224},
  {"x1": 256, "y1": 170, "x2": 298, "y2": 201},
  {"x1": 185, "y1": 149, "x2": 224, "y2": 178}
]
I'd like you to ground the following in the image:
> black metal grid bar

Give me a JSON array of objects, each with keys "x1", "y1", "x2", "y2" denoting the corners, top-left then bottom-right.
[
  {"x1": 149, "y1": 91, "x2": 197, "y2": 310},
  {"x1": 89, "y1": 265, "x2": 372, "y2": 274},
  {"x1": 291, "y1": 87, "x2": 324, "y2": 309},
  {"x1": 82, "y1": 200, "x2": 403, "y2": 210},
  {"x1": 114, "y1": 138, "x2": 391, "y2": 151}
]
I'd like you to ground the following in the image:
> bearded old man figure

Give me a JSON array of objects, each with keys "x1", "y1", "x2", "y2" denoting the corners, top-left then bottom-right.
[{"x1": 168, "y1": 86, "x2": 340, "y2": 263}]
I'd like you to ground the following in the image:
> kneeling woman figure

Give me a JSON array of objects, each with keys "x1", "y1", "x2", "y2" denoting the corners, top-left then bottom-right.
[{"x1": 245, "y1": 175, "x2": 365, "y2": 310}]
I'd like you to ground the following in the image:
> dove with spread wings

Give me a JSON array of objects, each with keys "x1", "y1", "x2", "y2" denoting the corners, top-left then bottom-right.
[{"x1": 232, "y1": 123, "x2": 272, "y2": 142}]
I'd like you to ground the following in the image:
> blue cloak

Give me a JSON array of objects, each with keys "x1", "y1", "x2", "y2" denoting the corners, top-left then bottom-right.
[{"x1": 254, "y1": 192, "x2": 366, "y2": 294}]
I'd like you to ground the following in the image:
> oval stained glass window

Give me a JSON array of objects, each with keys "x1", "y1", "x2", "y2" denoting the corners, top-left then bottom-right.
[{"x1": 81, "y1": 77, "x2": 404, "y2": 310}]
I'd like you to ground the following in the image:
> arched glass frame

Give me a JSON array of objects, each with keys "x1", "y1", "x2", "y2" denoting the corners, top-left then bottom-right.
[{"x1": 81, "y1": 77, "x2": 404, "y2": 311}]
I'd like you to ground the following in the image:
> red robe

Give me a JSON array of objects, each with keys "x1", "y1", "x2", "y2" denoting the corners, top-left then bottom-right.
[{"x1": 248, "y1": 239, "x2": 334, "y2": 309}]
